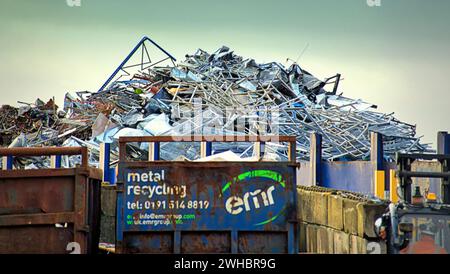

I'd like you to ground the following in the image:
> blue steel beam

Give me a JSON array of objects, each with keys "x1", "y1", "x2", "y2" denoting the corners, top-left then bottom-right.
[
  {"x1": 205, "y1": 142, "x2": 212, "y2": 157},
  {"x1": 103, "y1": 142, "x2": 111, "y2": 183},
  {"x1": 310, "y1": 133, "x2": 322, "y2": 186},
  {"x1": 5, "y1": 155, "x2": 13, "y2": 170},
  {"x1": 98, "y1": 36, "x2": 177, "y2": 92},
  {"x1": 153, "y1": 142, "x2": 160, "y2": 160},
  {"x1": 54, "y1": 155, "x2": 62, "y2": 168}
]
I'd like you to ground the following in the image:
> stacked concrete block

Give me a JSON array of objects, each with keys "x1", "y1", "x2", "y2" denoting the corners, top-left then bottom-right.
[
  {"x1": 313, "y1": 191, "x2": 329, "y2": 226},
  {"x1": 351, "y1": 235, "x2": 388, "y2": 254},
  {"x1": 297, "y1": 187, "x2": 305, "y2": 221},
  {"x1": 327, "y1": 194, "x2": 343, "y2": 231},
  {"x1": 299, "y1": 187, "x2": 314, "y2": 223},
  {"x1": 100, "y1": 185, "x2": 117, "y2": 244},
  {"x1": 356, "y1": 202, "x2": 387, "y2": 238},
  {"x1": 297, "y1": 186, "x2": 388, "y2": 254},
  {"x1": 343, "y1": 198, "x2": 359, "y2": 235},
  {"x1": 299, "y1": 222, "x2": 308, "y2": 253},
  {"x1": 306, "y1": 224, "x2": 318, "y2": 253},
  {"x1": 350, "y1": 235, "x2": 367, "y2": 254},
  {"x1": 333, "y1": 230, "x2": 350, "y2": 254},
  {"x1": 316, "y1": 226, "x2": 334, "y2": 254},
  {"x1": 326, "y1": 227, "x2": 335, "y2": 254}
]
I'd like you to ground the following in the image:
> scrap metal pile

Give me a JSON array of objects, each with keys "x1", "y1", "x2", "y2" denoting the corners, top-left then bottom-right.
[{"x1": 0, "y1": 39, "x2": 432, "y2": 168}]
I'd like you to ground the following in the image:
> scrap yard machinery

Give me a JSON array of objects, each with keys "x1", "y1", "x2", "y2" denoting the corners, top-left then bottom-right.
[{"x1": 375, "y1": 153, "x2": 450, "y2": 254}]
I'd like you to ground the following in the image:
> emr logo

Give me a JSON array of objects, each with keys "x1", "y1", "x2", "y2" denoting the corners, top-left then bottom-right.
[{"x1": 221, "y1": 170, "x2": 286, "y2": 226}]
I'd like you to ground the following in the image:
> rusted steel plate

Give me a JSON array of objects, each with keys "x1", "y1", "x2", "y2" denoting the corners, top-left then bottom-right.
[
  {"x1": 0, "y1": 169, "x2": 77, "y2": 178},
  {"x1": 181, "y1": 232, "x2": 230, "y2": 253},
  {"x1": 0, "y1": 168, "x2": 101, "y2": 254},
  {"x1": 0, "y1": 176, "x2": 75, "y2": 214},
  {"x1": 0, "y1": 146, "x2": 86, "y2": 157},
  {"x1": 123, "y1": 232, "x2": 174, "y2": 254},
  {"x1": 0, "y1": 213, "x2": 75, "y2": 227},
  {"x1": 0, "y1": 225, "x2": 74, "y2": 254},
  {"x1": 0, "y1": 147, "x2": 88, "y2": 168},
  {"x1": 238, "y1": 232, "x2": 287, "y2": 253},
  {"x1": 0, "y1": 168, "x2": 101, "y2": 180}
]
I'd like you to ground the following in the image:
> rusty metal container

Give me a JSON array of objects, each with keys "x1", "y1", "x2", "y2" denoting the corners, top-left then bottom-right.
[
  {"x1": 0, "y1": 147, "x2": 102, "y2": 254},
  {"x1": 116, "y1": 136, "x2": 299, "y2": 254}
]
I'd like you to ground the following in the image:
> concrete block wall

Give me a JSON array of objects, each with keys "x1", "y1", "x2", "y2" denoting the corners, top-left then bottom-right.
[
  {"x1": 100, "y1": 185, "x2": 117, "y2": 244},
  {"x1": 297, "y1": 185, "x2": 388, "y2": 254}
]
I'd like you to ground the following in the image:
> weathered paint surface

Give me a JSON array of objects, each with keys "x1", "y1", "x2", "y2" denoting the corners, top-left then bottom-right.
[
  {"x1": 322, "y1": 161, "x2": 374, "y2": 194},
  {"x1": 117, "y1": 162, "x2": 298, "y2": 254},
  {"x1": 297, "y1": 160, "x2": 311, "y2": 186},
  {"x1": 297, "y1": 160, "x2": 375, "y2": 194},
  {"x1": 0, "y1": 147, "x2": 101, "y2": 254}
]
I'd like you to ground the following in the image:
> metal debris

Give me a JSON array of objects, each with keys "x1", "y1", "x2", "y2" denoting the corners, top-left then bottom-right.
[{"x1": 0, "y1": 40, "x2": 432, "y2": 168}]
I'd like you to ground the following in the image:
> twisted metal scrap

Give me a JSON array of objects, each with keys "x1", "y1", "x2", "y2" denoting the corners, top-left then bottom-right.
[
  {"x1": 142, "y1": 46, "x2": 431, "y2": 161},
  {"x1": 0, "y1": 45, "x2": 432, "y2": 165}
]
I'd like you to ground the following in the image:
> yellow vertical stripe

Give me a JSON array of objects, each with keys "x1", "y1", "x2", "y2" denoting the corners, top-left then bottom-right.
[
  {"x1": 99, "y1": 143, "x2": 106, "y2": 181},
  {"x1": 389, "y1": 169, "x2": 399, "y2": 203},
  {"x1": 375, "y1": 170, "x2": 385, "y2": 199},
  {"x1": 1, "y1": 156, "x2": 7, "y2": 170},
  {"x1": 50, "y1": 155, "x2": 57, "y2": 168}
]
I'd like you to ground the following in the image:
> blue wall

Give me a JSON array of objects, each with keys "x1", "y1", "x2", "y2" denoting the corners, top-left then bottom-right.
[
  {"x1": 321, "y1": 161, "x2": 374, "y2": 194},
  {"x1": 297, "y1": 160, "x2": 375, "y2": 194}
]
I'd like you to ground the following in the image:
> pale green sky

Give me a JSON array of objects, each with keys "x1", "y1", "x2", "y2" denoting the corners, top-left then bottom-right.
[{"x1": 0, "y1": 0, "x2": 449, "y2": 147}]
